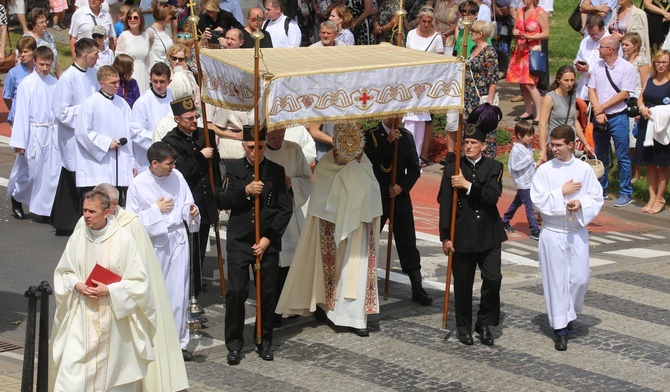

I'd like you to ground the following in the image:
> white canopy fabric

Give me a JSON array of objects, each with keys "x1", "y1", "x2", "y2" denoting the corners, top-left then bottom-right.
[{"x1": 199, "y1": 44, "x2": 464, "y2": 130}]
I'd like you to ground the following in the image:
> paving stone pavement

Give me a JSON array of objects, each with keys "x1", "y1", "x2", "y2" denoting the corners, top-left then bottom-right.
[{"x1": 136, "y1": 252, "x2": 669, "y2": 392}]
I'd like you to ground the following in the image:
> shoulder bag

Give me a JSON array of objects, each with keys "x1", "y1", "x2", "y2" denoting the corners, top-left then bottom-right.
[
  {"x1": 0, "y1": 33, "x2": 16, "y2": 74},
  {"x1": 604, "y1": 66, "x2": 640, "y2": 117}
]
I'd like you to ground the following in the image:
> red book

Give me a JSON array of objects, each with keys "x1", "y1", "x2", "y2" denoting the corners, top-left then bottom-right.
[{"x1": 85, "y1": 264, "x2": 122, "y2": 287}]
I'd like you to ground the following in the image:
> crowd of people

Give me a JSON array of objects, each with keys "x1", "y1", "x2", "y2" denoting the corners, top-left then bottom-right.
[{"x1": 2, "y1": 0, "x2": 670, "y2": 388}]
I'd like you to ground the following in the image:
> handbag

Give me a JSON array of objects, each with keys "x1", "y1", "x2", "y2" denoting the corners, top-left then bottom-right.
[
  {"x1": 604, "y1": 66, "x2": 639, "y2": 117},
  {"x1": 568, "y1": 5, "x2": 583, "y2": 33},
  {"x1": 0, "y1": 34, "x2": 16, "y2": 74},
  {"x1": 469, "y1": 59, "x2": 500, "y2": 106},
  {"x1": 529, "y1": 50, "x2": 547, "y2": 77}
]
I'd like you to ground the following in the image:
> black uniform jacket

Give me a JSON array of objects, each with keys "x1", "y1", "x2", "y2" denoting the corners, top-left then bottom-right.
[
  {"x1": 364, "y1": 125, "x2": 421, "y2": 214},
  {"x1": 438, "y1": 157, "x2": 507, "y2": 253},
  {"x1": 162, "y1": 127, "x2": 222, "y2": 225},
  {"x1": 217, "y1": 157, "x2": 292, "y2": 255}
]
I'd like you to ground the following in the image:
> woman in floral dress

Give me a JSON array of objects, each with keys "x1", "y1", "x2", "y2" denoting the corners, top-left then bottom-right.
[
  {"x1": 348, "y1": 0, "x2": 375, "y2": 45},
  {"x1": 465, "y1": 21, "x2": 499, "y2": 158}
]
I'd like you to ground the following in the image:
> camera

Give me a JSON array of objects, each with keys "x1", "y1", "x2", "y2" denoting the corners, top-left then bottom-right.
[
  {"x1": 208, "y1": 29, "x2": 223, "y2": 44},
  {"x1": 626, "y1": 97, "x2": 640, "y2": 118},
  {"x1": 593, "y1": 121, "x2": 609, "y2": 134}
]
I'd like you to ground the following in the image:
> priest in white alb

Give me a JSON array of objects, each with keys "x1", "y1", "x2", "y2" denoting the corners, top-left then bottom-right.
[
  {"x1": 126, "y1": 141, "x2": 201, "y2": 361},
  {"x1": 50, "y1": 189, "x2": 156, "y2": 391},
  {"x1": 531, "y1": 125, "x2": 604, "y2": 352},
  {"x1": 74, "y1": 65, "x2": 134, "y2": 202},
  {"x1": 51, "y1": 38, "x2": 100, "y2": 234},
  {"x1": 129, "y1": 63, "x2": 173, "y2": 172},
  {"x1": 7, "y1": 46, "x2": 59, "y2": 220},
  {"x1": 276, "y1": 123, "x2": 382, "y2": 337}
]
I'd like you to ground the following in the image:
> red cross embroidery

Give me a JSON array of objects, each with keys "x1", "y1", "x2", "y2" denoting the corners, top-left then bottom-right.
[{"x1": 357, "y1": 90, "x2": 373, "y2": 107}]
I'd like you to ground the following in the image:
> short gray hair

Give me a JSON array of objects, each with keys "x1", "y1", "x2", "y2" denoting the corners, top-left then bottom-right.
[{"x1": 320, "y1": 21, "x2": 338, "y2": 32}]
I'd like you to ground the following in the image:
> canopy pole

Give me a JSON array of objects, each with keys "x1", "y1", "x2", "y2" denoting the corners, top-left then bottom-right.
[
  {"x1": 251, "y1": 19, "x2": 265, "y2": 346},
  {"x1": 442, "y1": 16, "x2": 472, "y2": 330},
  {"x1": 187, "y1": 0, "x2": 226, "y2": 301},
  {"x1": 383, "y1": 0, "x2": 407, "y2": 301}
]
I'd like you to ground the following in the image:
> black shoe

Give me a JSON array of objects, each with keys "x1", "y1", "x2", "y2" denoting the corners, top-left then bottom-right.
[
  {"x1": 554, "y1": 335, "x2": 568, "y2": 351},
  {"x1": 349, "y1": 327, "x2": 369, "y2": 337},
  {"x1": 11, "y1": 197, "x2": 24, "y2": 220},
  {"x1": 408, "y1": 270, "x2": 433, "y2": 306},
  {"x1": 514, "y1": 114, "x2": 534, "y2": 122},
  {"x1": 475, "y1": 323, "x2": 494, "y2": 346},
  {"x1": 567, "y1": 321, "x2": 573, "y2": 331},
  {"x1": 502, "y1": 220, "x2": 514, "y2": 233},
  {"x1": 182, "y1": 349, "x2": 193, "y2": 361},
  {"x1": 456, "y1": 332, "x2": 474, "y2": 345},
  {"x1": 411, "y1": 289, "x2": 433, "y2": 306},
  {"x1": 530, "y1": 229, "x2": 540, "y2": 241},
  {"x1": 226, "y1": 350, "x2": 241, "y2": 365},
  {"x1": 273, "y1": 313, "x2": 282, "y2": 328},
  {"x1": 314, "y1": 307, "x2": 328, "y2": 323},
  {"x1": 258, "y1": 347, "x2": 274, "y2": 361}
]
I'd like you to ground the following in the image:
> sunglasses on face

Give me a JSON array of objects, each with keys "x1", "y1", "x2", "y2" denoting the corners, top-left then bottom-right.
[
  {"x1": 171, "y1": 56, "x2": 186, "y2": 62},
  {"x1": 92, "y1": 34, "x2": 104, "y2": 39},
  {"x1": 128, "y1": 15, "x2": 140, "y2": 20}
]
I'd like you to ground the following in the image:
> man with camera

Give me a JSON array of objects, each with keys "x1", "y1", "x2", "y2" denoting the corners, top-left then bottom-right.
[{"x1": 587, "y1": 35, "x2": 636, "y2": 207}]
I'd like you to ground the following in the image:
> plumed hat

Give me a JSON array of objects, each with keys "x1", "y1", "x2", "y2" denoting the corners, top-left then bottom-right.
[{"x1": 467, "y1": 103, "x2": 503, "y2": 134}]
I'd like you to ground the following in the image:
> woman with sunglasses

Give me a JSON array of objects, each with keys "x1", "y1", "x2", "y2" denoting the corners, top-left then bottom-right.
[
  {"x1": 175, "y1": 28, "x2": 197, "y2": 75},
  {"x1": 634, "y1": 50, "x2": 670, "y2": 214},
  {"x1": 116, "y1": 7, "x2": 151, "y2": 93}
]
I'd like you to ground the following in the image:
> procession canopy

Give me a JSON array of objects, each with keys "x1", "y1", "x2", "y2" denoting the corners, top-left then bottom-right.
[{"x1": 199, "y1": 44, "x2": 465, "y2": 131}]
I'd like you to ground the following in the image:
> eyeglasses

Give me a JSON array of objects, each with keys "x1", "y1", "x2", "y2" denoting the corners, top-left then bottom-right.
[
  {"x1": 655, "y1": 60, "x2": 670, "y2": 65},
  {"x1": 180, "y1": 115, "x2": 198, "y2": 122},
  {"x1": 128, "y1": 15, "x2": 140, "y2": 21},
  {"x1": 161, "y1": 160, "x2": 176, "y2": 167},
  {"x1": 177, "y1": 32, "x2": 192, "y2": 39},
  {"x1": 171, "y1": 56, "x2": 186, "y2": 62},
  {"x1": 599, "y1": 46, "x2": 614, "y2": 50},
  {"x1": 244, "y1": 145, "x2": 265, "y2": 151}
]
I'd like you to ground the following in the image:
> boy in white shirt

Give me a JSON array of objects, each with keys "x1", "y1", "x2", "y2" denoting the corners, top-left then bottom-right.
[
  {"x1": 501, "y1": 121, "x2": 540, "y2": 240},
  {"x1": 92, "y1": 24, "x2": 114, "y2": 69}
]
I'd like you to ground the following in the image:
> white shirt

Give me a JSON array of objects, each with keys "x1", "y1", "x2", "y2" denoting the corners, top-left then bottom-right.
[
  {"x1": 574, "y1": 30, "x2": 612, "y2": 100},
  {"x1": 264, "y1": 13, "x2": 301, "y2": 48},
  {"x1": 69, "y1": 5, "x2": 116, "y2": 41},
  {"x1": 130, "y1": 89, "x2": 173, "y2": 172}
]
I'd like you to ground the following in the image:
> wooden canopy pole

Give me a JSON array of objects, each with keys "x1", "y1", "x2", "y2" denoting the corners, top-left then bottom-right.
[
  {"x1": 250, "y1": 18, "x2": 264, "y2": 345},
  {"x1": 186, "y1": 0, "x2": 226, "y2": 299},
  {"x1": 442, "y1": 16, "x2": 473, "y2": 330},
  {"x1": 383, "y1": 0, "x2": 407, "y2": 301}
]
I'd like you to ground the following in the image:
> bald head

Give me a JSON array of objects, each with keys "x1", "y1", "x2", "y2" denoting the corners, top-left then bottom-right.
[{"x1": 602, "y1": 36, "x2": 619, "y2": 50}]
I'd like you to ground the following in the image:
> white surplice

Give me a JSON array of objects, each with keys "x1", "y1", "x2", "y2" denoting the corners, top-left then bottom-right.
[
  {"x1": 284, "y1": 124, "x2": 317, "y2": 165},
  {"x1": 52, "y1": 64, "x2": 99, "y2": 172},
  {"x1": 531, "y1": 156, "x2": 604, "y2": 330},
  {"x1": 129, "y1": 89, "x2": 173, "y2": 172},
  {"x1": 75, "y1": 92, "x2": 134, "y2": 187},
  {"x1": 50, "y1": 219, "x2": 156, "y2": 392},
  {"x1": 126, "y1": 168, "x2": 200, "y2": 350},
  {"x1": 7, "y1": 72, "x2": 60, "y2": 216},
  {"x1": 276, "y1": 151, "x2": 382, "y2": 329},
  {"x1": 264, "y1": 140, "x2": 312, "y2": 267}
]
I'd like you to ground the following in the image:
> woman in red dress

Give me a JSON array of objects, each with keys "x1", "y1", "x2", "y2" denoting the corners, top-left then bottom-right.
[{"x1": 505, "y1": 0, "x2": 549, "y2": 124}]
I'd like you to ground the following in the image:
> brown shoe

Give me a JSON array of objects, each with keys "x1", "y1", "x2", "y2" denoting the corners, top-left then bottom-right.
[{"x1": 510, "y1": 95, "x2": 524, "y2": 102}]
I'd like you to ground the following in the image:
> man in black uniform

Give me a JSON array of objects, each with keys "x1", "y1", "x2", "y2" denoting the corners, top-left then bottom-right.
[
  {"x1": 217, "y1": 125, "x2": 292, "y2": 364},
  {"x1": 438, "y1": 124, "x2": 507, "y2": 346},
  {"x1": 364, "y1": 117, "x2": 432, "y2": 306},
  {"x1": 162, "y1": 97, "x2": 221, "y2": 298}
]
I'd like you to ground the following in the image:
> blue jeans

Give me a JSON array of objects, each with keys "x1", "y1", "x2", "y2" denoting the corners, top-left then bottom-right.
[
  {"x1": 594, "y1": 113, "x2": 632, "y2": 196},
  {"x1": 502, "y1": 188, "x2": 539, "y2": 231}
]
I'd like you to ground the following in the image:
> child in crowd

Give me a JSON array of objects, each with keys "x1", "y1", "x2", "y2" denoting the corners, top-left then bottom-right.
[
  {"x1": 92, "y1": 25, "x2": 115, "y2": 69},
  {"x1": 113, "y1": 54, "x2": 141, "y2": 108},
  {"x1": 501, "y1": 121, "x2": 541, "y2": 240},
  {"x1": 116, "y1": 4, "x2": 131, "y2": 37},
  {"x1": 3, "y1": 36, "x2": 37, "y2": 126}
]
